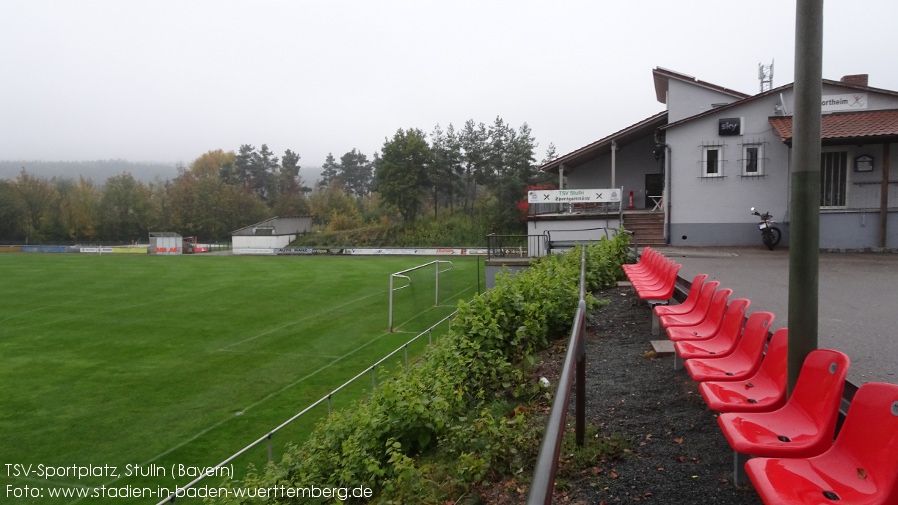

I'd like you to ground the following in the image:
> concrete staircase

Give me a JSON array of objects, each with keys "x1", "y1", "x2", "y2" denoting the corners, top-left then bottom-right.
[{"x1": 623, "y1": 211, "x2": 666, "y2": 247}]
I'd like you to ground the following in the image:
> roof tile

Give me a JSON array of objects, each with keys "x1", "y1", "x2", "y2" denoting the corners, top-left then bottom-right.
[{"x1": 769, "y1": 109, "x2": 898, "y2": 143}]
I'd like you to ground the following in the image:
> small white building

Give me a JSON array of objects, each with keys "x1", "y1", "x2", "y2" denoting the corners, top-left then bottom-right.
[{"x1": 231, "y1": 216, "x2": 312, "y2": 255}]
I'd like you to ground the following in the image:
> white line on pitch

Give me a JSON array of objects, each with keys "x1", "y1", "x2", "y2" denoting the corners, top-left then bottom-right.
[
  {"x1": 216, "y1": 349, "x2": 342, "y2": 359},
  {"x1": 92, "y1": 329, "x2": 395, "y2": 495},
  {"x1": 0, "y1": 286, "x2": 225, "y2": 333},
  {"x1": 392, "y1": 305, "x2": 444, "y2": 332},
  {"x1": 218, "y1": 290, "x2": 384, "y2": 351},
  {"x1": 0, "y1": 300, "x2": 78, "y2": 326}
]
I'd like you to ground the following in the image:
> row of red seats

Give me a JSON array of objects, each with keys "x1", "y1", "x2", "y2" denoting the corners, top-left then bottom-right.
[
  {"x1": 623, "y1": 247, "x2": 680, "y2": 301},
  {"x1": 628, "y1": 250, "x2": 898, "y2": 504}
]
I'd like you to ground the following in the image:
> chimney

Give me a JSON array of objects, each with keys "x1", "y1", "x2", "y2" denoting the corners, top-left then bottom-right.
[{"x1": 840, "y1": 74, "x2": 869, "y2": 87}]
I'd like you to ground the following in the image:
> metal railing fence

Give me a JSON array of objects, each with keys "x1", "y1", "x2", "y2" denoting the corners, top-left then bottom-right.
[
  {"x1": 527, "y1": 246, "x2": 588, "y2": 505},
  {"x1": 155, "y1": 312, "x2": 456, "y2": 504},
  {"x1": 486, "y1": 233, "x2": 547, "y2": 259}
]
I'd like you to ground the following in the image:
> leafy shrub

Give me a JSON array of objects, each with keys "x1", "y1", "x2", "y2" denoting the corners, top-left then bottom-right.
[{"x1": 211, "y1": 236, "x2": 629, "y2": 504}]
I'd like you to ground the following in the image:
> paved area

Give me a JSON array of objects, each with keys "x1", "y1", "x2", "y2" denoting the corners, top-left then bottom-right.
[{"x1": 660, "y1": 247, "x2": 898, "y2": 386}]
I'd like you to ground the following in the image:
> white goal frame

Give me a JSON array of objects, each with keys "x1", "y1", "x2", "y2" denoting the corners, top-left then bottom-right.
[{"x1": 388, "y1": 260, "x2": 453, "y2": 331}]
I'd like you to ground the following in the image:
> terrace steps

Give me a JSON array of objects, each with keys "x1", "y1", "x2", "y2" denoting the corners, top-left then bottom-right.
[{"x1": 623, "y1": 211, "x2": 665, "y2": 247}]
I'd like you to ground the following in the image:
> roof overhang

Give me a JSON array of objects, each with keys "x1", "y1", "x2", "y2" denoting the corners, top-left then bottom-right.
[
  {"x1": 652, "y1": 67, "x2": 750, "y2": 104},
  {"x1": 540, "y1": 111, "x2": 668, "y2": 174}
]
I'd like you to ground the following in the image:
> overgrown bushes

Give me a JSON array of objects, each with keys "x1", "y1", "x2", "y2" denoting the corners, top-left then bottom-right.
[
  {"x1": 213, "y1": 232, "x2": 631, "y2": 504},
  {"x1": 290, "y1": 209, "x2": 523, "y2": 248}
]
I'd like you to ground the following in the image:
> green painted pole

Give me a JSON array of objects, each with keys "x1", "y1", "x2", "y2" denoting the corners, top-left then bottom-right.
[{"x1": 788, "y1": 0, "x2": 824, "y2": 396}]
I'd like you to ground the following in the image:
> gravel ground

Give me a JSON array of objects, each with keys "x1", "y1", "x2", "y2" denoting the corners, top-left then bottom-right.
[{"x1": 558, "y1": 285, "x2": 764, "y2": 504}]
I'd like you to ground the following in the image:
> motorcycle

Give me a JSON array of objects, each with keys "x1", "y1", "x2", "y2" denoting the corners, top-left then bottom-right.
[{"x1": 751, "y1": 207, "x2": 781, "y2": 250}]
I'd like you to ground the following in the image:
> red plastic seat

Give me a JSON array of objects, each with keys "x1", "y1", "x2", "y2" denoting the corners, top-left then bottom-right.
[
  {"x1": 658, "y1": 280, "x2": 721, "y2": 327},
  {"x1": 744, "y1": 382, "x2": 898, "y2": 504},
  {"x1": 623, "y1": 247, "x2": 658, "y2": 276},
  {"x1": 629, "y1": 258, "x2": 673, "y2": 287},
  {"x1": 654, "y1": 274, "x2": 709, "y2": 317},
  {"x1": 699, "y1": 328, "x2": 788, "y2": 413},
  {"x1": 682, "y1": 311, "x2": 772, "y2": 382},
  {"x1": 666, "y1": 288, "x2": 732, "y2": 342},
  {"x1": 634, "y1": 262, "x2": 681, "y2": 301},
  {"x1": 623, "y1": 249, "x2": 663, "y2": 281},
  {"x1": 674, "y1": 304, "x2": 763, "y2": 360},
  {"x1": 717, "y1": 349, "x2": 850, "y2": 458}
]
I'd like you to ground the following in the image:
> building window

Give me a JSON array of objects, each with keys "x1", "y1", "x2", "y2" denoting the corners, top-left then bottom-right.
[
  {"x1": 820, "y1": 151, "x2": 848, "y2": 207},
  {"x1": 742, "y1": 144, "x2": 763, "y2": 175},
  {"x1": 702, "y1": 145, "x2": 723, "y2": 177}
]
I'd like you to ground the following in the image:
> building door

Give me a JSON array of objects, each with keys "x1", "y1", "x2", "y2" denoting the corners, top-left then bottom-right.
[{"x1": 645, "y1": 174, "x2": 663, "y2": 210}]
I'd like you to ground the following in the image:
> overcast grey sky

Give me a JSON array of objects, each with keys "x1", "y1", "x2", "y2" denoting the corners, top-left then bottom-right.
[{"x1": 2, "y1": 0, "x2": 896, "y2": 170}]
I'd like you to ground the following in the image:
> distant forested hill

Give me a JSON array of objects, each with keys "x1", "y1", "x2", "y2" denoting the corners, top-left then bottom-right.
[
  {"x1": 0, "y1": 159, "x2": 179, "y2": 183},
  {"x1": 0, "y1": 159, "x2": 324, "y2": 186}
]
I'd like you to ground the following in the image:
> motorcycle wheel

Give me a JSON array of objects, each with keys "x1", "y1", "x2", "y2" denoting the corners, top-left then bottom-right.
[{"x1": 762, "y1": 227, "x2": 782, "y2": 250}]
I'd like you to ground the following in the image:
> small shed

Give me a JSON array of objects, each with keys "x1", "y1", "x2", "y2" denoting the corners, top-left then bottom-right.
[
  {"x1": 231, "y1": 216, "x2": 312, "y2": 254},
  {"x1": 148, "y1": 232, "x2": 183, "y2": 255}
]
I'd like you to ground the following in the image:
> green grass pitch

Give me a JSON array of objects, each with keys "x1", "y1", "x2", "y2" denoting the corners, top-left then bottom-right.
[{"x1": 0, "y1": 253, "x2": 482, "y2": 501}]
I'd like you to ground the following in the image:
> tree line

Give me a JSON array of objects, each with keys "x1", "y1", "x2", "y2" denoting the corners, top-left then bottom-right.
[{"x1": 0, "y1": 116, "x2": 556, "y2": 244}]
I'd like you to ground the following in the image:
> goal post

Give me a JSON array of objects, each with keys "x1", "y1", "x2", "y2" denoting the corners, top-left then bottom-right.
[{"x1": 388, "y1": 260, "x2": 453, "y2": 332}]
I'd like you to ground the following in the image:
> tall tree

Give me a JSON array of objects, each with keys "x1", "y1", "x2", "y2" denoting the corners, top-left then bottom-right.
[
  {"x1": 376, "y1": 128, "x2": 432, "y2": 222},
  {"x1": 491, "y1": 122, "x2": 538, "y2": 227},
  {"x1": 254, "y1": 144, "x2": 279, "y2": 202},
  {"x1": 279, "y1": 149, "x2": 302, "y2": 194},
  {"x1": 11, "y1": 170, "x2": 56, "y2": 242},
  {"x1": 190, "y1": 149, "x2": 236, "y2": 180},
  {"x1": 459, "y1": 120, "x2": 489, "y2": 212},
  {"x1": 232, "y1": 144, "x2": 279, "y2": 202},
  {"x1": 540, "y1": 142, "x2": 558, "y2": 165},
  {"x1": 234, "y1": 144, "x2": 256, "y2": 187},
  {"x1": 97, "y1": 173, "x2": 155, "y2": 242},
  {"x1": 338, "y1": 148, "x2": 373, "y2": 197},
  {"x1": 192, "y1": 180, "x2": 270, "y2": 237},
  {"x1": 318, "y1": 153, "x2": 339, "y2": 189},
  {"x1": 165, "y1": 169, "x2": 200, "y2": 235},
  {"x1": 429, "y1": 123, "x2": 462, "y2": 217},
  {"x1": 50, "y1": 176, "x2": 98, "y2": 242},
  {"x1": 486, "y1": 116, "x2": 509, "y2": 186},
  {"x1": 0, "y1": 179, "x2": 24, "y2": 241},
  {"x1": 306, "y1": 184, "x2": 362, "y2": 230},
  {"x1": 271, "y1": 148, "x2": 307, "y2": 217}
]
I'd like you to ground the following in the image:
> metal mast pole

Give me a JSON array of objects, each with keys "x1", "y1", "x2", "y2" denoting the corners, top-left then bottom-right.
[{"x1": 788, "y1": 0, "x2": 824, "y2": 395}]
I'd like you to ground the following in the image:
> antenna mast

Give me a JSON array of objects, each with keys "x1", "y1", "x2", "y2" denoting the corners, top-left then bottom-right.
[{"x1": 759, "y1": 60, "x2": 774, "y2": 92}]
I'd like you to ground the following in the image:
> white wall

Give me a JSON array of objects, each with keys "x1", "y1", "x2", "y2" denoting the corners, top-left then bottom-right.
[
  {"x1": 666, "y1": 78, "x2": 743, "y2": 123},
  {"x1": 666, "y1": 82, "x2": 898, "y2": 247},
  {"x1": 527, "y1": 217, "x2": 622, "y2": 256},
  {"x1": 232, "y1": 235, "x2": 295, "y2": 254},
  {"x1": 667, "y1": 93, "x2": 791, "y2": 226}
]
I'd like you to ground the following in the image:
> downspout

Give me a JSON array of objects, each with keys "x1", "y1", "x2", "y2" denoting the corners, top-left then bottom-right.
[
  {"x1": 611, "y1": 140, "x2": 617, "y2": 188},
  {"x1": 664, "y1": 144, "x2": 672, "y2": 244},
  {"x1": 558, "y1": 163, "x2": 566, "y2": 214},
  {"x1": 654, "y1": 128, "x2": 671, "y2": 244}
]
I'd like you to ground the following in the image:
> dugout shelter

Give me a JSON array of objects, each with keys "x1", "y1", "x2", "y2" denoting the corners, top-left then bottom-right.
[{"x1": 148, "y1": 232, "x2": 183, "y2": 255}]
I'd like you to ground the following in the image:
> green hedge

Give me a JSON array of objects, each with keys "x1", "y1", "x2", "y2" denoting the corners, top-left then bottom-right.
[{"x1": 213, "y1": 232, "x2": 631, "y2": 504}]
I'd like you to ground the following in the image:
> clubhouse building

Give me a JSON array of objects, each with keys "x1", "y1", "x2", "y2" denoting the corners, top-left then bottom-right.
[{"x1": 534, "y1": 67, "x2": 898, "y2": 250}]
